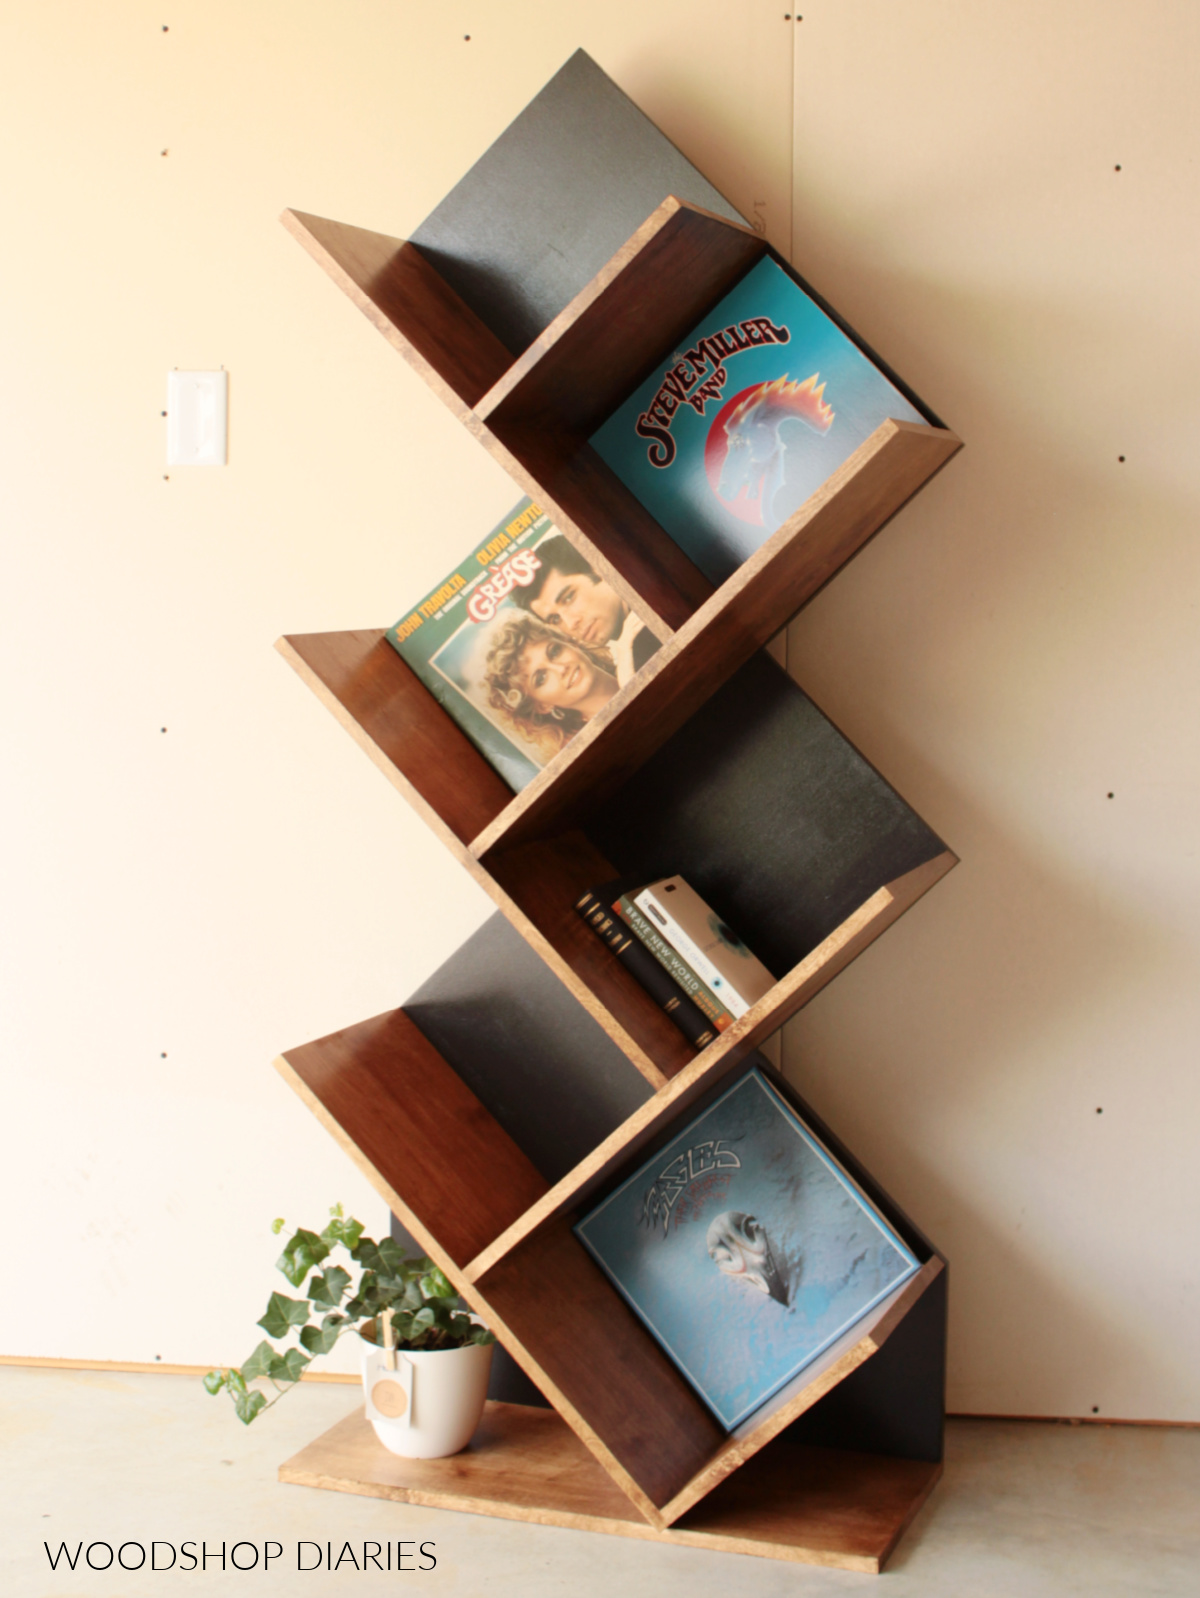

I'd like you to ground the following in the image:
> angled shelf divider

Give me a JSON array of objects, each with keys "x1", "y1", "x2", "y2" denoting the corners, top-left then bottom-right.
[{"x1": 272, "y1": 48, "x2": 959, "y2": 1575}]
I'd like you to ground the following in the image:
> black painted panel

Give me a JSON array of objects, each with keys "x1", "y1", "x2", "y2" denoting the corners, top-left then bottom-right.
[
  {"x1": 784, "y1": 1264, "x2": 947, "y2": 1462},
  {"x1": 402, "y1": 911, "x2": 652, "y2": 1186},
  {"x1": 410, "y1": 49, "x2": 747, "y2": 355},
  {"x1": 587, "y1": 653, "x2": 946, "y2": 980}
]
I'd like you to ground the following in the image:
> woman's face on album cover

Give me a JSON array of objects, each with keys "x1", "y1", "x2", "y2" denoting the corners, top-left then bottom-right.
[{"x1": 516, "y1": 636, "x2": 605, "y2": 713}]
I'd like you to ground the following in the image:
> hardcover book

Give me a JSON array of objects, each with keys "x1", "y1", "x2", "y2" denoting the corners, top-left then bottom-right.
[
  {"x1": 589, "y1": 255, "x2": 928, "y2": 584},
  {"x1": 574, "y1": 1068, "x2": 920, "y2": 1430},
  {"x1": 573, "y1": 884, "x2": 717, "y2": 1051},
  {"x1": 627, "y1": 876, "x2": 775, "y2": 1017},
  {"x1": 386, "y1": 500, "x2": 660, "y2": 792}
]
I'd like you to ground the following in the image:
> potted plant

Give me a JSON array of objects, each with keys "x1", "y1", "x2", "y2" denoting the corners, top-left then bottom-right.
[{"x1": 205, "y1": 1206, "x2": 495, "y2": 1458}]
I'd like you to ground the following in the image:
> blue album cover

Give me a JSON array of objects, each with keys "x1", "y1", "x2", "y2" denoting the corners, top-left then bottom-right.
[
  {"x1": 574, "y1": 1068, "x2": 920, "y2": 1430},
  {"x1": 589, "y1": 256, "x2": 927, "y2": 584}
]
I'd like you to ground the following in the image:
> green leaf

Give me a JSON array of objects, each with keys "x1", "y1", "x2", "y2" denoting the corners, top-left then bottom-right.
[
  {"x1": 308, "y1": 1266, "x2": 352, "y2": 1308},
  {"x1": 374, "y1": 1237, "x2": 407, "y2": 1276},
  {"x1": 234, "y1": 1389, "x2": 267, "y2": 1424},
  {"x1": 271, "y1": 1217, "x2": 286, "y2": 1235},
  {"x1": 240, "y1": 1341, "x2": 278, "y2": 1382},
  {"x1": 321, "y1": 1211, "x2": 364, "y2": 1251},
  {"x1": 258, "y1": 1291, "x2": 311, "y2": 1340},
  {"x1": 410, "y1": 1306, "x2": 436, "y2": 1336},
  {"x1": 267, "y1": 1347, "x2": 310, "y2": 1384},
  {"x1": 224, "y1": 1367, "x2": 247, "y2": 1396},
  {"x1": 202, "y1": 1369, "x2": 227, "y2": 1395},
  {"x1": 420, "y1": 1267, "x2": 456, "y2": 1301},
  {"x1": 350, "y1": 1237, "x2": 382, "y2": 1271},
  {"x1": 471, "y1": 1326, "x2": 496, "y2": 1346},
  {"x1": 275, "y1": 1228, "x2": 330, "y2": 1288},
  {"x1": 300, "y1": 1315, "x2": 345, "y2": 1356}
]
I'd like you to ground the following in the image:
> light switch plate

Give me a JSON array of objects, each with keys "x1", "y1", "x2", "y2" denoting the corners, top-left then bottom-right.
[{"x1": 167, "y1": 370, "x2": 227, "y2": 465}]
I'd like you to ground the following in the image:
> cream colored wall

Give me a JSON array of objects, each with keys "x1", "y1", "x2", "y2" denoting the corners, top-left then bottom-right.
[
  {"x1": 1, "y1": 2, "x2": 1194, "y2": 1418},
  {"x1": 780, "y1": 1, "x2": 1200, "y2": 1421}
]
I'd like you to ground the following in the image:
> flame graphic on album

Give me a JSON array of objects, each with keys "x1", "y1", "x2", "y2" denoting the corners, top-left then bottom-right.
[{"x1": 704, "y1": 374, "x2": 837, "y2": 528}]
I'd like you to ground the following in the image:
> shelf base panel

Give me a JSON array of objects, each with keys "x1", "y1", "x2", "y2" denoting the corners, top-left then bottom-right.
[{"x1": 280, "y1": 1401, "x2": 941, "y2": 1574}]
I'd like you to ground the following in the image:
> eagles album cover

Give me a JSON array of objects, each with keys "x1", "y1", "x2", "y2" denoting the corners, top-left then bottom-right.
[{"x1": 574, "y1": 1067, "x2": 920, "y2": 1430}]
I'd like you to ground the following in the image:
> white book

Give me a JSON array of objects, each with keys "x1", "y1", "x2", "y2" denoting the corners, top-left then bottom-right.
[{"x1": 633, "y1": 877, "x2": 775, "y2": 1017}]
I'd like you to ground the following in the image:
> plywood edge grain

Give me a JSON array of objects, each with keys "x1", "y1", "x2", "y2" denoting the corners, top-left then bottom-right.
[{"x1": 279, "y1": 1405, "x2": 941, "y2": 1572}]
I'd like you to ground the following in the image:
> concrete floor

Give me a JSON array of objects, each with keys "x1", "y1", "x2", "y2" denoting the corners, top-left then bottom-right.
[{"x1": 3, "y1": 1368, "x2": 1197, "y2": 1596}]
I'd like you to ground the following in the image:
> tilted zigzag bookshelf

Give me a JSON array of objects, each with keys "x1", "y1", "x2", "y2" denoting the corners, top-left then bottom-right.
[{"x1": 272, "y1": 51, "x2": 961, "y2": 1574}]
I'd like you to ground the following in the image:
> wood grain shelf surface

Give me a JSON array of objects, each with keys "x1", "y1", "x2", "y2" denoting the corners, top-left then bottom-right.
[
  {"x1": 275, "y1": 1009, "x2": 549, "y2": 1271},
  {"x1": 279, "y1": 1401, "x2": 942, "y2": 1573}
]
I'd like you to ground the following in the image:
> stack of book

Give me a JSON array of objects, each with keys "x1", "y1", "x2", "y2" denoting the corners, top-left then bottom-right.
[{"x1": 574, "y1": 875, "x2": 775, "y2": 1049}]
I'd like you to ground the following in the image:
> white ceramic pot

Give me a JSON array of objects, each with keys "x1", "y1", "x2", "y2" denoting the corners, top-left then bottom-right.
[{"x1": 360, "y1": 1334, "x2": 493, "y2": 1459}]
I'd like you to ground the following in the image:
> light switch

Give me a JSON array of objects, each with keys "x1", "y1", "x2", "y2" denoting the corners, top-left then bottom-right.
[{"x1": 167, "y1": 370, "x2": 228, "y2": 465}]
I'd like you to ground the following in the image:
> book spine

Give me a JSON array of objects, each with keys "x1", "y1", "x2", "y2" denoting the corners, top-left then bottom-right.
[
  {"x1": 615, "y1": 896, "x2": 735, "y2": 1031},
  {"x1": 632, "y1": 889, "x2": 752, "y2": 1018},
  {"x1": 573, "y1": 891, "x2": 716, "y2": 1051}
]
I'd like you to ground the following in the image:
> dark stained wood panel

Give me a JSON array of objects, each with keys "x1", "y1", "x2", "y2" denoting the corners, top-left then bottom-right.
[
  {"x1": 282, "y1": 211, "x2": 513, "y2": 411},
  {"x1": 277, "y1": 1009, "x2": 549, "y2": 1269},
  {"x1": 493, "y1": 427, "x2": 714, "y2": 627},
  {"x1": 482, "y1": 831, "x2": 698, "y2": 1080},
  {"x1": 476, "y1": 1218, "x2": 726, "y2": 1511},
  {"x1": 276, "y1": 630, "x2": 512, "y2": 848}
]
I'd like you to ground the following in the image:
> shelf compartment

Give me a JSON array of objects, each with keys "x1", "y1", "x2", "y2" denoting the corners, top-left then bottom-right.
[
  {"x1": 275, "y1": 425, "x2": 959, "y2": 881},
  {"x1": 277, "y1": 632, "x2": 956, "y2": 1090},
  {"x1": 279, "y1": 1400, "x2": 942, "y2": 1574},
  {"x1": 284, "y1": 198, "x2": 960, "y2": 653},
  {"x1": 275, "y1": 1008, "x2": 549, "y2": 1271},
  {"x1": 463, "y1": 859, "x2": 953, "y2": 1283},
  {"x1": 472, "y1": 1213, "x2": 940, "y2": 1527},
  {"x1": 276, "y1": 986, "x2": 945, "y2": 1533}
]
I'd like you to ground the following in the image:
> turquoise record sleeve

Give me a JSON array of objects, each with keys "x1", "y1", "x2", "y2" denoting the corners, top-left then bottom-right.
[
  {"x1": 573, "y1": 1067, "x2": 920, "y2": 1430},
  {"x1": 589, "y1": 256, "x2": 927, "y2": 584}
]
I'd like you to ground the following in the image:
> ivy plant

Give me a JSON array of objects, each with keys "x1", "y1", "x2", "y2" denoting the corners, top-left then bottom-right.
[{"x1": 204, "y1": 1206, "x2": 494, "y2": 1424}]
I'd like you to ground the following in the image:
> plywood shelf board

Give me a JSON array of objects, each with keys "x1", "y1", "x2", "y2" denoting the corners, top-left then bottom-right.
[
  {"x1": 281, "y1": 210, "x2": 512, "y2": 413},
  {"x1": 275, "y1": 1010, "x2": 549, "y2": 1269},
  {"x1": 275, "y1": 630, "x2": 510, "y2": 851},
  {"x1": 476, "y1": 1219, "x2": 727, "y2": 1513},
  {"x1": 476, "y1": 422, "x2": 712, "y2": 629},
  {"x1": 279, "y1": 1402, "x2": 941, "y2": 1573}
]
